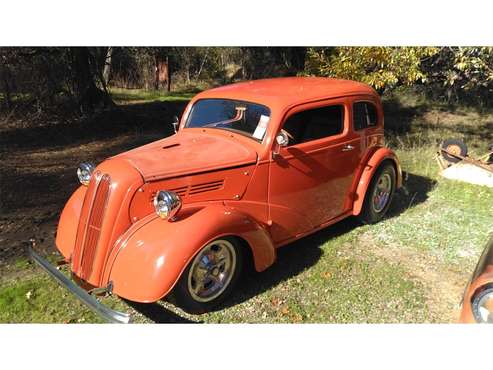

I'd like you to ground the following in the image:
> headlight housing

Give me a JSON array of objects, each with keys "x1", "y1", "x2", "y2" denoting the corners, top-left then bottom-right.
[
  {"x1": 472, "y1": 285, "x2": 493, "y2": 323},
  {"x1": 77, "y1": 162, "x2": 95, "y2": 186},
  {"x1": 153, "y1": 190, "x2": 182, "y2": 220}
]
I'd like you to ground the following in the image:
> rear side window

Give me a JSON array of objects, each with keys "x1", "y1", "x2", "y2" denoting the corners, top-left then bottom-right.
[
  {"x1": 282, "y1": 105, "x2": 344, "y2": 145},
  {"x1": 353, "y1": 102, "x2": 378, "y2": 130}
]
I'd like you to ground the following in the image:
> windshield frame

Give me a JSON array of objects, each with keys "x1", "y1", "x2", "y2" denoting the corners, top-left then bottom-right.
[{"x1": 184, "y1": 98, "x2": 272, "y2": 143}]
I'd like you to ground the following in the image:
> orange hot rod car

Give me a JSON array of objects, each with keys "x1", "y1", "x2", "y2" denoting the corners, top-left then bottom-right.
[
  {"x1": 460, "y1": 235, "x2": 493, "y2": 323},
  {"x1": 29, "y1": 77, "x2": 402, "y2": 323}
]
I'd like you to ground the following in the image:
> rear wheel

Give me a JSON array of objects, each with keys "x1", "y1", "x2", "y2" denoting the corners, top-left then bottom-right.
[
  {"x1": 169, "y1": 236, "x2": 243, "y2": 314},
  {"x1": 358, "y1": 162, "x2": 396, "y2": 224}
]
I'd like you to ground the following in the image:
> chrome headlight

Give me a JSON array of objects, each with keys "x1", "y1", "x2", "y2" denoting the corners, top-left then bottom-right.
[
  {"x1": 153, "y1": 190, "x2": 182, "y2": 220},
  {"x1": 472, "y1": 285, "x2": 493, "y2": 323},
  {"x1": 77, "y1": 162, "x2": 95, "y2": 186}
]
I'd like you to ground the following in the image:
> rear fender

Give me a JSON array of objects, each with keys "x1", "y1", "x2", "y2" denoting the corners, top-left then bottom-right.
[
  {"x1": 106, "y1": 203, "x2": 276, "y2": 303},
  {"x1": 352, "y1": 147, "x2": 402, "y2": 216}
]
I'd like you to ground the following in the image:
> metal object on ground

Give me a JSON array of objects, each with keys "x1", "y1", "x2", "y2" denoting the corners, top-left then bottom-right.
[
  {"x1": 440, "y1": 138, "x2": 468, "y2": 164},
  {"x1": 436, "y1": 139, "x2": 493, "y2": 187},
  {"x1": 437, "y1": 139, "x2": 493, "y2": 173},
  {"x1": 27, "y1": 240, "x2": 131, "y2": 324}
]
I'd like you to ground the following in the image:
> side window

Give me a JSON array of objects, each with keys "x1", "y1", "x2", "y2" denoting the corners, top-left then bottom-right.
[
  {"x1": 282, "y1": 105, "x2": 344, "y2": 145},
  {"x1": 353, "y1": 102, "x2": 378, "y2": 130},
  {"x1": 367, "y1": 103, "x2": 378, "y2": 126}
]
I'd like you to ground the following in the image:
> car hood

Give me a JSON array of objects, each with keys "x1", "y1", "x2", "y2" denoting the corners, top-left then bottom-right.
[{"x1": 115, "y1": 130, "x2": 258, "y2": 181}]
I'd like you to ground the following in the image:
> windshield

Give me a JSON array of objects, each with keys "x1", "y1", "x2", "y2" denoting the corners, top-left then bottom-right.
[{"x1": 185, "y1": 99, "x2": 271, "y2": 141}]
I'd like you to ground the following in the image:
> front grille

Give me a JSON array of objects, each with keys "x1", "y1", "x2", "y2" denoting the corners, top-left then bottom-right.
[{"x1": 72, "y1": 173, "x2": 111, "y2": 280}]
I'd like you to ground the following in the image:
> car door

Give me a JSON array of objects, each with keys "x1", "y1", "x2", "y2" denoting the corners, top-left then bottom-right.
[{"x1": 268, "y1": 98, "x2": 361, "y2": 244}]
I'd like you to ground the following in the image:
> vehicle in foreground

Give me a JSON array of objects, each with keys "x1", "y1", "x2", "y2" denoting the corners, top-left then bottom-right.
[
  {"x1": 29, "y1": 77, "x2": 402, "y2": 322},
  {"x1": 460, "y1": 235, "x2": 493, "y2": 323}
]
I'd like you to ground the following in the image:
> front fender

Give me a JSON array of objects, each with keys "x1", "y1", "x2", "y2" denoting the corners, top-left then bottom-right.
[
  {"x1": 106, "y1": 203, "x2": 276, "y2": 303},
  {"x1": 55, "y1": 186, "x2": 87, "y2": 260},
  {"x1": 352, "y1": 147, "x2": 402, "y2": 216}
]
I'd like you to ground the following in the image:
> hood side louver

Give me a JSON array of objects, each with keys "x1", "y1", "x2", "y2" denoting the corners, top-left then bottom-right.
[
  {"x1": 168, "y1": 185, "x2": 188, "y2": 197},
  {"x1": 150, "y1": 180, "x2": 225, "y2": 200},
  {"x1": 189, "y1": 180, "x2": 224, "y2": 195}
]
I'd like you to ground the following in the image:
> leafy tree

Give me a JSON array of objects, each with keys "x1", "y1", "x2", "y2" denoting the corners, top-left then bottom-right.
[
  {"x1": 241, "y1": 47, "x2": 307, "y2": 79},
  {"x1": 304, "y1": 47, "x2": 438, "y2": 92},
  {"x1": 423, "y1": 47, "x2": 493, "y2": 104},
  {"x1": 0, "y1": 47, "x2": 113, "y2": 114}
]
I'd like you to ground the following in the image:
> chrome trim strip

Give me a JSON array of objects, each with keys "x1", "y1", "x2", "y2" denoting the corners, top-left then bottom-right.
[
  {"x1": 81, "y1": 173, "x2": 112, "y2": 280},
  {"x1": 28, "y1": 246, "x2": 131, "y2": 324},
  {"x1": 76, "y1": 171, "x2": 102, "y2": 272}
]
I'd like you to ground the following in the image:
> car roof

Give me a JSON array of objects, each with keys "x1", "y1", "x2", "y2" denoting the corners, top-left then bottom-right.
[{"x1": 193, "y1": 77, "x2": 378, "y2": 109}]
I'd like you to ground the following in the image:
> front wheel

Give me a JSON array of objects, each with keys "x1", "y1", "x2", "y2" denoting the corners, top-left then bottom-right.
[
  {"x1": 169, "y1": 237, "x2": 243, "y2": 314},
  {"x1": 358, "y1": 162, "x2": 396, "y2": 224}
]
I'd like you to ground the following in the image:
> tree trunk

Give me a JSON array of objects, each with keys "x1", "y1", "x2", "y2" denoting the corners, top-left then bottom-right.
[
  {"x1": 167, "y1": 55, "x2": 171, "y2": 92},
  {"x1": 195, "y1": 48, "x2": 209, "y2": 80},
  {"x1": 1, "y1": 65, "x2": 12, "y2": 110},
  {"x1": 102, "y1": 47, "x2": 113, "y2": 89},
  {"x1": 288, "y1": 47, "x2": 307, "y2": 74},
  {"x1": 155, "y1": 55, "x2": 171, "y2": 92},
  {"x1": 70, "y1": 47, "x2": 112, "y2": 114}
]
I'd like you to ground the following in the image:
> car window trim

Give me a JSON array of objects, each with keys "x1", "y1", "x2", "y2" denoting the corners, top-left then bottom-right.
[
  {"x1": 352, "y1": 99, "x2": 379, "y2": 131},
  {"x1": 277, "y1": 99, "x2": 350, "y2": 151},
  {"x1": 184, "y1": 97, "x2": 272, "y2": 143}
]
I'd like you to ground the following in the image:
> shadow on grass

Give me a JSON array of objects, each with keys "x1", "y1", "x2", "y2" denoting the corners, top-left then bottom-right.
[
  {"x1": 127, "y1": 172, "x2": 435, "y2": 322},
  {"x1": 386, "y1": 172, "x2": 436, "y2": 218},
  {"x1": 124, "y1": 300, "x2": 201, "y2": 323},
  {"x1": 218, "y1": 173, "x2": 436, "y2": 312},
  {"x1": 383, "y1": 96, "x2": 430, "y2": 137},
  {"x1": 383, "y1": 96, "x2": 493, "y2": 147},
  {"x1": 0, "y1": 100, "x2": 188, "y2": 152}
]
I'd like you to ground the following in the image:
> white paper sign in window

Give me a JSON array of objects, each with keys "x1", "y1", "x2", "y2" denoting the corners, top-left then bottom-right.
[{"x1": 253, "y1": 114, "x2": 270, "y2": 140}]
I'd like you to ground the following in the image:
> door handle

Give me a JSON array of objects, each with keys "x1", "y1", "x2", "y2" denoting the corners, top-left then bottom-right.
[{"x1": 342, "y1": 144, "x2": 355, "y2": 152}]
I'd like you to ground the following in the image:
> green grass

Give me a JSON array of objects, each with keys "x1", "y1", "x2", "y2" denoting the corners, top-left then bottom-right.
[
  {"x1": 0, "y1": 237, "x2": 431, "y2": 323},
  {"x1": 1, "y1": 88, "x2": 492, "y2": 323},
  {"x1": 372, "y1": 176, "x2": 493, "y2": 262},
  {"x1": 195, "y1": 234, "x2": 433, "y2": 323},
  {"x1": 109, "y1": 88, "x2": 195, "y2": 103},
  {"x1": 0, "y1": 274, "x2": 104, "y2": 323}
]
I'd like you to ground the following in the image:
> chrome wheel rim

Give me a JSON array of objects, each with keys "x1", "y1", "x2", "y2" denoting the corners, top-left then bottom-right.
[
  {"x1": 372, "y1": 173, "x2": 392, "y2": 213},
  {"x1": 187, "y1": 239, "x2": 236, "y2": 303}
]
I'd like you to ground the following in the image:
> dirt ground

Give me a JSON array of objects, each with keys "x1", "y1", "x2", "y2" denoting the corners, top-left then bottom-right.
[
  {"x1": 0, "y1": 99, "x2": 187, "y2": 270},
  {"x1": 1, "y1": 93, "x2": 491, "y2": 323}
]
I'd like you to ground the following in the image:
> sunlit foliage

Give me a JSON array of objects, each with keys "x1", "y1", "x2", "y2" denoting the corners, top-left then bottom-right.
[{"x1": 304, "y1": 47, "x2": 439, "y2": 91}]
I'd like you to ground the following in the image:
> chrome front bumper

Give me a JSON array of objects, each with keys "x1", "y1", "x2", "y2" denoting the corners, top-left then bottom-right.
[{"x1": 28, "y1": 245, "x2": 131, "y2": 324}]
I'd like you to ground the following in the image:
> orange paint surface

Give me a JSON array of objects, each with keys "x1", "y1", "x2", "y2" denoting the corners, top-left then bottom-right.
[
  {"x1": 460, "y1": 236, "x2": 493, "y2": 323},
  {"x1": 55, "y1": 77, "x2": 402, "y2": 303}
]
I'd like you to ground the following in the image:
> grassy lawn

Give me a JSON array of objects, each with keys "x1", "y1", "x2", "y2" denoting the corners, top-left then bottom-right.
[
  {"x1": 110, "y1": 88, "x2": 195, "y2": 104},
  {"x1": 1, "y1": 88, "x2": 492, "y2": 323}
]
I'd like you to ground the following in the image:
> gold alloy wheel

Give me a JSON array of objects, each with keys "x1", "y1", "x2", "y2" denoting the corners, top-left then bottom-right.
[
  {"x1": 372, "y1": 173, "x2": 392, "y2": 213},
  {"x1": 187, "y1": 239, "x2": 237, "y2": 303}
]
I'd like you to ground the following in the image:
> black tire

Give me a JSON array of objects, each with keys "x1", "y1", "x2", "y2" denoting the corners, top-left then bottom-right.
[
  {"x1": 358, "y1": 162, "x2": 396, "y2": 225},
  {"x1": 440, "y1": 138, "x2": 468, "y2": 164},
  {"x1": 168, "y1": 236, "x2": 244, "y2": 314}
]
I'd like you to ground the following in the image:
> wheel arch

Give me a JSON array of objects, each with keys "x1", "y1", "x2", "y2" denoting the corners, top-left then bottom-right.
[
  {"x1": 106, "y1": 203, "x2": 276, "y2": 303},
  {"x1": 352, "y1": 147, "x2": 402, "y2": 216},
  {"x1": 233, "y1": 234, "x2": 256, "y2": 272}
]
